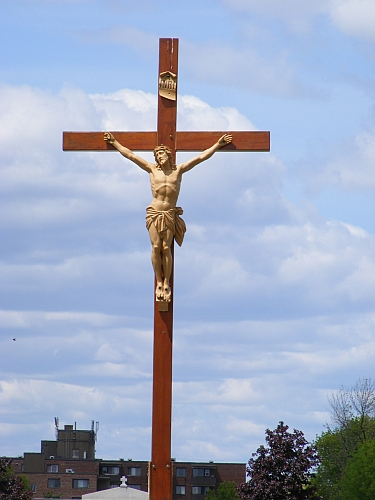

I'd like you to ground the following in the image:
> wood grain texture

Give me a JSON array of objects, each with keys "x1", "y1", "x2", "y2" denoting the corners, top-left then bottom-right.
[
  {"x1": 63, "y1": 132, "x2": 157, "y2": 151},
  {"x1": 63, "y1": 131, "x2": 270, "y2": 152},
  {"x1": 176, "y1": 131, "x2": 270, "y2": 152}
]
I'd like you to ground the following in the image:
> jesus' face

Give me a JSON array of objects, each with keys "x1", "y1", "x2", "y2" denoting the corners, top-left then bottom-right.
[{"x1": 155, "y1": 150, "x2": 169, "y2": 167}]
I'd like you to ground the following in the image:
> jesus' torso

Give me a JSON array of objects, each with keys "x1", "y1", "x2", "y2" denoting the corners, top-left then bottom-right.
[{"x1": 149, "y1": 164, "x2": 183, "y2": 211}]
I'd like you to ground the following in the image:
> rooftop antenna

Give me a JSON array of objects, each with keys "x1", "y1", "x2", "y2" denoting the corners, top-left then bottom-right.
[{"x1": 54, "y1": 417, "x2": 59, "y2": 440}]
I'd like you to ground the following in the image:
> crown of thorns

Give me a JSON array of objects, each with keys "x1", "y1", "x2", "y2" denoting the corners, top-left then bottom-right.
[{"x1": 153, "y1": 144, "x2": 172, "y2": 155}]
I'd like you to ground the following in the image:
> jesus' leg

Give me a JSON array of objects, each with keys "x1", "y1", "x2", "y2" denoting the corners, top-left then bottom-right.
[
  {"x1": 161, "y1": 231, "x2": 174, "y2": 302},
  {"x1": 148, "y1": 225, "x2": 164, "y2": 300}
]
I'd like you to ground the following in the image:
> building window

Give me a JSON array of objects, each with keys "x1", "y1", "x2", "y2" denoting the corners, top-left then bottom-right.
[
  {"x1": 128, "y1": 467, "x2": 141, "y2": 476},
  {"x1": 30, "y1": 484, "x2": 37, "y2": 493},
  {"x1": 176, "y1": 468, "x2": 186, "y2": 477},
  {"x1": 129, "y1": 484, "x2": 141, "y2": 490},
  {"x1": 73, "y1": 479, "x2": 90, "y2": 488},
  {"x1": 83, "y1": 450, "x2": 87, "y2": 459},
  {"x1": 101, "y1": 466, "x2": 120, "y2": 475},
  {"x1": 47, "y1": 478, "x2": 60, "y2": 488},
  {"x1": 176, "y1": 485, "x2": 186, "y2": 495},
  {"x1": 192, "y1": 468, "x2": 211, "y2": 477},
  {"x1": 47, "y1": 464, "x2": 59, "y2": 473},
  {"x1": 72, "y1": 449, "x2": 79, "y2": 459},
  {"x1": 192, "y1": 486, "x2": 211, "y2": 495}
]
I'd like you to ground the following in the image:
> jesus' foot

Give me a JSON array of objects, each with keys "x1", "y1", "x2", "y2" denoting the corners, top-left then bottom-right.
[
  {"x1": 163, "y1": 283, "x2": 171, "y2": 302},
  {"x1": 155, "y1": 282, "x2": 164, "y2": 301}
]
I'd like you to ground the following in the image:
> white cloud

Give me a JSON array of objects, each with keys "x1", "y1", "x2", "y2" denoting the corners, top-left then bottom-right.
[
  {"x1": 94, "y1": 343, "x2": 125, "y2": 363},
  {"x1": 0, "y1": 379, "x2": 106, "y2": 413},
  {"x1": 178, "y1": 96, "x2": 255, "y2": 131},
  {"x1": 223, "y1": 0, "x2": 375, "y2": 44},
  {"x1": 225, "y1": 418, "x2": 264, "y2": 437},
  {"x1": 89, "y1": 88, "x2": 157, "y2": 131},
  {"x1": 294, "y1": 114, "x2": 375, "y2": 215},
  {"x1": 2, "y1": 307, "x2": 375, "y2": 460},
  {"x1": 0, "y1": 309, "x2": 125, "y2": 329},
  {"x1": 1, "y1": 82, "x2": 375, "y2": 462},
  {"x1": 329, "y1": 0, "x2": 375, "y2": 43},
  {"x1": 173, "y1": 379, "x2": 258, "y2": 406},
  {"x1": 316, "y1": 127, "x2": 375, "y2": 191}
]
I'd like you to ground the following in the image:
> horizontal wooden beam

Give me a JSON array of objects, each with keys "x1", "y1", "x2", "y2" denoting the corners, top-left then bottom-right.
[
  {"x1": 63, "y1": 132, "x2": 157, "y2": 151},
  {"x1": 176, "y1": 131, "x2": 270, "y2": 152},
  {"x1": 63, "y1": 131, "x2": 270, "y2": 152}
]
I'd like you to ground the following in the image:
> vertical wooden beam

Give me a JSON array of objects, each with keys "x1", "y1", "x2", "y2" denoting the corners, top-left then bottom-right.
[
  {"x1": 149, "y1": 38, "x2": 179, "y2": 500},
  {"x1": 157, "y1": 38, "x2": 178, "y2": 155}
]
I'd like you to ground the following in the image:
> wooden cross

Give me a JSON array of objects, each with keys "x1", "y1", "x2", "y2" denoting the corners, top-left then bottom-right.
[{"x1": 63, "y1": 38, "x2": 270, "y2": 500}]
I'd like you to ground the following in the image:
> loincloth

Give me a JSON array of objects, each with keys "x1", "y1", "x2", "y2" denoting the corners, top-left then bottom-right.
[{"x1": 146, "y1": 206, "x2": 186, "y2": 247}]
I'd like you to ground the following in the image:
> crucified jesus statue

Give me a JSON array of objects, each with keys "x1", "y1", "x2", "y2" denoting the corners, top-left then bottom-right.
[{"x1": 104, "y1": 132, "x2": 232, "y2": 302}]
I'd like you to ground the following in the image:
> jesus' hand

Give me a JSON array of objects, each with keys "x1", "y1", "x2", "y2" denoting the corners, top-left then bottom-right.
[
  {"x1": 218, "y1": 134, "x2": 232, "y2": 147},
  {"x1": 104, "y1": 132, "x2": 115, "y2": 143}
]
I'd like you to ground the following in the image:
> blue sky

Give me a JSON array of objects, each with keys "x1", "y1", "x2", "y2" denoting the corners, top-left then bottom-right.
[{"x1": 1, "y1": 0, "x2": 375, "y2": 464}]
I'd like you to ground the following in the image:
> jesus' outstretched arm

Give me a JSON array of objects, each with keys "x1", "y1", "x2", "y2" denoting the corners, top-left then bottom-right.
[
  {"x1": 180, "y1": 134, "x2": 232, "y2": 173},
  {"x1": 104, "y1": 132, "x2": 151, "y2": 172}
]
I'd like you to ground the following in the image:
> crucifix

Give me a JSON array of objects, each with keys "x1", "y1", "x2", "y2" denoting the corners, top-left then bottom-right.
[{"x1": 63, "y1": 38, "x2": 270, "y2": 500}]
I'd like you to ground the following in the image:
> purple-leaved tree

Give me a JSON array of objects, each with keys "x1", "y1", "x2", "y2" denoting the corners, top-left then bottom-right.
[{"x1": 238, "y1": 422, "x2": 320, "y2": 500}]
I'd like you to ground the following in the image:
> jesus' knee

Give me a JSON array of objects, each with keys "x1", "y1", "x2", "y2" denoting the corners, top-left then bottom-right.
[
  {"x1": 161, "y1": 241, "x2": 171, "y2": 256},
  {"x1": 152, "y1": 242, "x2": 162, "y2": 255}
]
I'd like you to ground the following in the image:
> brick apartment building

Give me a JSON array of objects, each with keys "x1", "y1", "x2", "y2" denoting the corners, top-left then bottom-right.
[{"x1": 11, "y1": 422, "x2": 245, "y2": 500}]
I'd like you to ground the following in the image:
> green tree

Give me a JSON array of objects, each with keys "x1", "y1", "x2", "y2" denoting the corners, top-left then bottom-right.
[
  {"x1": 314, "y1": 418, "x2": 375, "y2": 499},
  {"x1": 0, "y1": 457, "x2": 33, "y2": 500},
  {"x1": 314, "y1": 377, "x2": 375, "y2": 499},
  {"x1": 206, "y1": 481, "x2": 239, "y2": 500},
  {"x1": 340, "y1": 438, "x2": 375, "y2": 500},
  {"x1": 313, "y1": 427, "x2": 348, "y2": 500}
]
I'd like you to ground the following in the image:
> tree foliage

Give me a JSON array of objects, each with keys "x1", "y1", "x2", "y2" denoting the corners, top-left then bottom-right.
[
  {"x1": 314, "y1": 417, "x2": 375, "y2": 498},
  {"x1": 238, "y1": 422, "x2": 320, "y2": 500},
  {"x1": 340, "y1": 438, "x2": 375, "y2": 500},
  {"x1": 206, "y1": 481, "x2": 239, "y2": 500},
  {"x1": 314, "y1": 377, "x2": 375, "y2": 499},
  {"x1": 0, "y1": 457, "x2": 33, "y2": 500}
]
